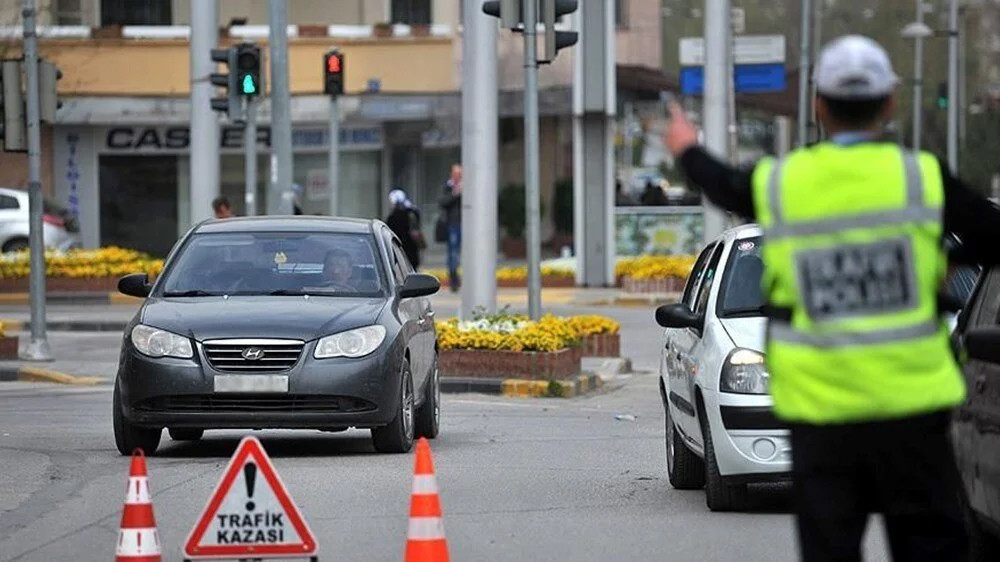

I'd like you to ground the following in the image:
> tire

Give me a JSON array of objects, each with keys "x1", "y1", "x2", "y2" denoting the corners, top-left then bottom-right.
[
  {"x1": 666, "y1": 405, "x2": 705, "y2": 490},
  {"x1": 372, "y1": 359, "x2": 415, "y2": 454},
  {"x1": 113, "y1": 385, "x2": 161, "y2": 456},
  {"x1": 700, "y1": 410, "x2": 747, "y2": 512},
  {"x1": 2, "y1": 238, "x2": 28, "y2": 253},
  {"x1": 168, "y1": 428, "x2": 204, "y2": 441},
  {"x1": 414, "y1": 355, "x2": 440, "y2": 439}
]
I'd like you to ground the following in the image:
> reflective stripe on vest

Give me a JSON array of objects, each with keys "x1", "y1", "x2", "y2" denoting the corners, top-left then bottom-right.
[{"x1": 769, "y1": 319, "x2": 940, "y2": 348}]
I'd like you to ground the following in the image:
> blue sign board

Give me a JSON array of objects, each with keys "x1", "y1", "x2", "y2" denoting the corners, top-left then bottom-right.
[{"x1": 680, "y1": 63, "x2": 786, "y2": 95}]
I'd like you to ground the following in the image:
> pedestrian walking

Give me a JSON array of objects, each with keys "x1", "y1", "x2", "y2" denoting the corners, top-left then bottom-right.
[
  {"x1": 212, "y1": 196, "x2": 234, "y2": 219},
  {"x1": 438, "y1": 163, "x2": 462, "y2": 292},
  {"x1": 386, "y1": 188, "x2": 424, "y2": 270},
  {"x1": 664, "y1": 35, "x2": 1000, "y2": 562}
]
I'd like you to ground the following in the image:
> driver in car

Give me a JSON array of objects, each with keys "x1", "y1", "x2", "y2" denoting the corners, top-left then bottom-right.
[{"x1": 322, "y1": 249, "x2": 356, "y2": 290}]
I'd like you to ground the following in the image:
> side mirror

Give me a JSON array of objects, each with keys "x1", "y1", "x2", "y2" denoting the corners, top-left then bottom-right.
[
  {"x1": 965, "y1": 327, "x2": 1000, "y2": 364},
  {"x1": 655, "y1": 303, "x2": 704, "y2": 331},
  {"x1": 118, "y1": 273, "x2": 151, "y2": 298},
  {"x1": 400, "y1": 273, "x2": 440, "y2": 299}
]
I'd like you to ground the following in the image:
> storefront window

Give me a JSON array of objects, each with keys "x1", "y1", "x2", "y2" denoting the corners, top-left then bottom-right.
[{"x1": 292, "y1": 152, "x2": 381, "y2": 220}]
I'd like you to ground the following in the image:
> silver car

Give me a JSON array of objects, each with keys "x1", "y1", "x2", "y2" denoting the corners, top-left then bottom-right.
[
  {"x1": 0, "y1": 187, "x2": 80, "y2": 252},
  {"x1": 656, "y1": 224, "x2": 790, "y2": 512}
]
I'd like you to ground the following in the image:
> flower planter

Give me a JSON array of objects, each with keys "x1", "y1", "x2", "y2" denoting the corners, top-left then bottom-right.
[
  {"x1": 92, "y1": 25, "x2": 123, "y2": 39},
  {"x1": 582, "y1": 333, "x2": 620, "y2": 357},
  {"x1": 622, "y1": 275, "x2": 686, "y2": 294},
  {"x1": 0, "y1": 276, "x2": 121, "y2": 293},
  {"x1": 372, "y1": 25, "x2": 393, "y2": 38},
  {"x1": 411, "y1": 24, "x2": 431, "y2": 37},
  {"x1": 298, "y1": 24, "x2": 328, "y2": 37},
  {"x1": 0, "y1": 336, "x2": 17, "y2": 360},
  {"x1": 501, "y1": 237, "x2": 526, "y2": 259},
  {"x1": 440, "y1": 347, "x2": 582, "y2": 381},
  {"x1": 439, "y1": 275, "x2": 574, "y2": 289}
]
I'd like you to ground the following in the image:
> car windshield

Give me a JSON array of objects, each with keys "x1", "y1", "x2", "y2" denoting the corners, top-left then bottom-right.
[
  {"x1": 157, "y1": 232, "x2": 385, "y2": 297},
  {"x1": 718, "y1": 236, "x2": 766, "y2": 317}
]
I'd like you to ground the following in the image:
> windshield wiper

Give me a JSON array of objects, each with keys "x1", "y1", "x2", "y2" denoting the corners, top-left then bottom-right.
[
  {"x1": 266, "y1": 289, "x2": 309, "y2": 296},
  {"x1": 723, "y1": 305, "x2": 768, "y2": 318},
  {"x1": 162, "y1": 289, "x2": 222, "y2": 297}
]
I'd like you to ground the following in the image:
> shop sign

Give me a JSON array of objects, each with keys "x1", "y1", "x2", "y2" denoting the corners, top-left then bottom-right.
[{"x1": 103, "y1": 126, "x2": 381, "y2": 153}]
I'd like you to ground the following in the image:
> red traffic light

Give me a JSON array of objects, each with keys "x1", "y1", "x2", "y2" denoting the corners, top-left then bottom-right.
[{"x1": 326, "y1": 54, "x2": 342, "y2": 74}]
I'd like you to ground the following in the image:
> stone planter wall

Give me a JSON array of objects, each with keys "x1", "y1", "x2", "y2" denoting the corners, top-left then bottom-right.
[
  {"x1": 622, "y1": 276, "x2": 686, "y2": 294},
  {"x1": 0, "y1": 276, "x2": 120, "y2": 293},
  {"x1": 0, "y1": 336, "x2": 17, "y2": 359},
  {"x1": 582, "y1": 333, "x2": 620, "y2": 357},
  {"x1": 440, "y1": 347, "x2": 582, "y2": 381}
]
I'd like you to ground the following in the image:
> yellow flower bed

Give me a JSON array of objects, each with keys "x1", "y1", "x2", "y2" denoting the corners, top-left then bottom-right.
[
  {"x1": 437, "y1": 313, "x2": 618, "y2": 352},
  {"x1": 425, "y1": 266, "x2": 574, "y2": 282},
  {"x1": 0, "y1": 247, "x2": 164, "y2": 279},
  {"x1": 615, "y1": 255, "x2": 696, "y2": 281}
]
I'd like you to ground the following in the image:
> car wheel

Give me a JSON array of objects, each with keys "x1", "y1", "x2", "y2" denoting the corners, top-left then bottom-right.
[
  {"x1": 2, "y1": 238, "x2": 28, "y2": 253},
  {"x1": 371, "y1": 359, "x2": 415, "y2": 454},
  {"x1": 666, "y1": 406, "x2": 705, "y2": 490},
  {"x1": 168, "y1": 428, "x2": 204, "y2": 441},
  {"x1": 113, "y1": 385, "x2": 161, "y2": 456},
  {"x1": 700, "y1": 411, "x2": 747, "y2": 512},
  {"x1": 414, "y1": 355, "x2": 440, "y2": 439}
]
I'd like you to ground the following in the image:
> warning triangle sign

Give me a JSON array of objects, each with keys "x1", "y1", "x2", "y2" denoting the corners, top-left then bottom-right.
[{"x1": 184, "y1": 436, "x2": 318, "y2": 559}]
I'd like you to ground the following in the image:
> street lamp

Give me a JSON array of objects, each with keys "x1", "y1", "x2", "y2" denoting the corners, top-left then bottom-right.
[{"x1": 901, "y1": 16, "x2": 932, "y2": 151}]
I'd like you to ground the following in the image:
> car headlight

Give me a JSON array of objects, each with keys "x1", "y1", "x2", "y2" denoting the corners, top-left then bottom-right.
[
  {"x1": 720, "y1": 348, "x2": 770, "y2": 395},
  {"x1": 314, "y1": 325, "x2": 386, "y2": 359},
  {"x1": 131, "y1": 324, "x2": 193, "y2": 359}
]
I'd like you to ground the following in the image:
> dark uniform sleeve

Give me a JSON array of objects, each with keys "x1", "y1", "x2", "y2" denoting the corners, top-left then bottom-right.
[
  {"x1": 939, "y1": 157, "x2": 1000, "y2": 266},
  {"x1": 678, "y1": 147, "x2": 757, "y2": 220}
]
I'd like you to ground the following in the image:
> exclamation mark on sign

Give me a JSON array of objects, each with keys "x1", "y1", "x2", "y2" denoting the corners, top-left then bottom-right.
[{"x1": 244, "y1": 463, "x2": 257, "y2": 512}]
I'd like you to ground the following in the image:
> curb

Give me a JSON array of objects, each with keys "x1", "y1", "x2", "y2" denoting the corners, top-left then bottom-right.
[
  {"x1": 442, "y1": 373, "x2": 604, "y2": 398},
  {"x1": 0, "y1": 365, "x2": 106, "y2": 385},
  {"x1": 0, "y1": 319, "x2": 128, "y2": 333},
  {"x1": 0, "y1": 292, "x2": 140, "y2": 305}
]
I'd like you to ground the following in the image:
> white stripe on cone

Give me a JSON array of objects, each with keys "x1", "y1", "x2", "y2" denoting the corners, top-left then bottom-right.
[
  {"x1": 411, "y1": 474, "x2": 439, "y2": 495},
  {"x1": 116, "y1": 527, "x2": 161, "y2": 556},
  {"x1": 407, "y1": 516, "x2": 446, "y2": 541},
  {"x1": 124, "y1": 477, "x2": 152, "y2": 504}
]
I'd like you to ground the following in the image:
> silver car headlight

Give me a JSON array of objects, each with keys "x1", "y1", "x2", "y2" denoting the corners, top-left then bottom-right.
[
  {"x1": 720, "y1": 348, "x2": 770, "y2": 395},
  {"x1": 131, "y1": 324, "x2": 193, "y2": 359},
  {"x1": 314, "y1": 325, "x2": 386, "y2": 359}
]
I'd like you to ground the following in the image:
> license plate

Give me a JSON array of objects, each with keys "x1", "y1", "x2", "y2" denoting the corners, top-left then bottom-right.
[
  {"x1": 213, "y1": 375, "x2": 289, "y2": 393},
  {"x1": 796, "y1": 238, "x2": 917, "y2": 321}
]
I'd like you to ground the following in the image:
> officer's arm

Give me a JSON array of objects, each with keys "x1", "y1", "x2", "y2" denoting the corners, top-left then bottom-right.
[
  {"x1": 677, "y1": 146, "x2": 756, "y2": 220},
  {"x1": 941, "y1": 159, "x2": 1000, "y2": 266}
]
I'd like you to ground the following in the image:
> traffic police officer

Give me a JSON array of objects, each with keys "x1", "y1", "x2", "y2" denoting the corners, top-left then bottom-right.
[{"x1": 665, "y1": 35, "x2": 1000, "y2": 561}]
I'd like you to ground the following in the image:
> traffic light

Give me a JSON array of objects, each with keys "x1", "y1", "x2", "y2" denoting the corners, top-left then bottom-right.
[
  {"x1": 39, "y1": 59, "x2": 62, "y2": 123},
  {"x1": 1, "y1": 59, "x2": 25, "y2": 152},
  {"x1": 324, "y1": 49, "x2": 345, "y2": 96},
  {"x1": 235, "y1": 43, "x2": 263, "y2": 98},
  {"x1": 482, "y1": 0, "x2": 522, "y2": 29},
  {"x1": 541, "y1": 0, "x2": 578, "y2": 64},
  {"x1": 210, "y1": 47, "x2": 243, "y2": 121},
  {"x1": 937, "y1": 82, "x2": 948, "y2": 110}
]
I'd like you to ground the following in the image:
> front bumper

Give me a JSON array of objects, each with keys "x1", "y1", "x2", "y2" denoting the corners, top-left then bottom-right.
[
  {"x1": 707, "y1": 391, "x2": 792, "y2": 481},
  {"x1": 117, "y1": 340, "x2": 401, "y2": 430}
]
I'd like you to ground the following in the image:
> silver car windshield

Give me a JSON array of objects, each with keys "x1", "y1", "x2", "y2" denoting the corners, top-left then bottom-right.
[
  {"x1": 719, "y1": 236, "x2": 766, "y2": 317},
  {"x1": 158, "y1": 232, "x2": 386, "y2": 297}
]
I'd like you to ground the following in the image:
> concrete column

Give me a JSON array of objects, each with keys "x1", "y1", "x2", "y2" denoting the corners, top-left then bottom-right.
[{"x1": 188, "y1": 0, "x2": 219, "y2": 225}]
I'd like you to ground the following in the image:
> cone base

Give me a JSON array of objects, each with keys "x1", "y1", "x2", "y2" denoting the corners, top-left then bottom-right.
[
  {"x1": 115, "y1": 556, "x2": 162, "y2": 562},
  {"x1": 405, "y1": 539, "x2": 449, "y2": 562}
]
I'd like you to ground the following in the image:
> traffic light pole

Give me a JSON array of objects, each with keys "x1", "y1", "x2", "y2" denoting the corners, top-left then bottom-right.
[
  {"x1": 523, "y1": 0, "x2": 542, "y2": 320},
  {"x1": 702, "y1": 0, "x2": 731, "y2": 243},
  {"x1": 20, "y1": 0, "x2": 51, "y2": 361},
  {"x1": 245, "y1": 97, "x2": 257, "y2": 216},
  {"x1": 268, "y1": 0, "x2": 293, "y2": 214},
  {"x1": 946, "y1": 0, "x2": 959, "y2": 172},
  {"x1": 327, "y1": 96, "x2": 340, "y2": 216}
]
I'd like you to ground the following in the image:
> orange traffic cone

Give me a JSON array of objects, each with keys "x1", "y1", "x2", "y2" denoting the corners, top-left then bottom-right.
[
  {"x1": 405, "y1": 438, "x2": 449, "y2": 562},
  {"x1": 115, "y1": 449, "x2": 162, "y2": 562}
]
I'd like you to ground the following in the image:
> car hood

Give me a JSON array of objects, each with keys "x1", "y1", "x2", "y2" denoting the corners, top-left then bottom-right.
[
  {"x1": 139, "y1": 296, "x2": 387, "y2": 342},
  {"x1": 718, "y1": 317, "x2": 767, "y2": 353}
]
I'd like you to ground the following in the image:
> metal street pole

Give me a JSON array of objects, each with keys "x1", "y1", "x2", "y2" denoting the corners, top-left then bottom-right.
[
  {"x1": 523, "y1": 0, "x2": 542, "y2": 320},
  {"x1": 947, "y1": 0, "x2": 959, "y2": 171},
  {"x1": 460, "y1": 0, "x2": 498, "y2": 318},
  {"x1": 244, "y1": 98, "x2": 257, "y2": 216},
  {"x1": 188, "y1": 0, "x2": 219, "y2": 225},
  {"x1": 327, "y1": 96, "x2": 340, "y2": 216},
  {"x1": 268, "y1": 0, "x2": 293, "y2": 214},
  {"x1": 20, "y1": 0, "x2": 51, "y2": 361},
  {"x1": 797, "y1": 0, "x2": 811, "y2": 146},
  {"x1": 913, "y1": 0, "x2": 924, "y2": 151},
  {"x1": 702, "y1": 0, "x2": 730, "y2": 242},
  {"x1": 959, "y1": 6, "x2": 967, "y2": 147}
]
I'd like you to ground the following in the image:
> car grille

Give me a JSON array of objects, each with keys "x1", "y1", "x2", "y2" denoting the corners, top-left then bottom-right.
[
  {"x1": 138, "y1": 395, "x2": 376, "y2": 414},
  {"x1": 203, "y1": 339, "x2": 304, "y2": 373}
]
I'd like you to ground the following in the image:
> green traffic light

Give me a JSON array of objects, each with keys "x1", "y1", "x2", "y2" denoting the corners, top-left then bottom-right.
[
  {"x1": 937, "y1": 98, "x2": 948, "y2": 109},
  {"x1": 241, "y1": 74, "x2": 257, "y2": 95}
]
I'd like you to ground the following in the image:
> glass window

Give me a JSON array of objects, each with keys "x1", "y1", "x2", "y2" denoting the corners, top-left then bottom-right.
[
  {"x1": 293, "y1": 152, "x2": 381, "y2": 219},
  {"x1": 970, "y1": 268, "x2": 1000, "y2": 328},
  {"x1": 718, "y1": 237, "x2": 767, "y2": 317},
  {"x1": 391, "y1": 0, "x2": 431, "y2": 25},
  {"x1": 0, "y1": 195, "x2": 19, "y2": 210},
  {"x1": 158, "y1": 232, "x2": 385, "y2": 298},
  {"x1": 682, "y1": 243, "x2": 716, "y2": 310},
  {"x1": 392, "y1": 239, "x2": 414, "y2": 275},
  {"x1": 694, "y1": 244, "x2": 725, "y2": 316},
  {"x1": 55, "y1": 0, "x2": 84, "y2": 25},
  {"x1": 615, "y1": 0, "x2": 628, "y2": 27},
  {"x1": 101, "y1": 0, "x2": 171, "y2": 26}
]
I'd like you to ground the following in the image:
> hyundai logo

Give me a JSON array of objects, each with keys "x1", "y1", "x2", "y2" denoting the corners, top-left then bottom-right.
[{"x1": 241, "y1": 347, "x2": 265, "y2": 361}]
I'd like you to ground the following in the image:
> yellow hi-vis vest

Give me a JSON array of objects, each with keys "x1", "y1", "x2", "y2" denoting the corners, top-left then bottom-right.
[{"x1": 751, "y1": 142, "x2": 966, "y2": 425}]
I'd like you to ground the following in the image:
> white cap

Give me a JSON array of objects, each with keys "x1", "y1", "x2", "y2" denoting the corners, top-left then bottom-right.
[{"x1": 813, "y1": 35, "x2": 898, "y2": 100}]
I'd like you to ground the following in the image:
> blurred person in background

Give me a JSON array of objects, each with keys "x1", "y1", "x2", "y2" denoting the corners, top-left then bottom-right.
[
  {"x1": 212, "y1": 196, "x2": 234, "y2": 219},
  {"x1": 438, "y1": 163, "x2": 462, "y2": 291},
  {"x1": 386, "y1": 188, "x2": 424, "y2": 270}
]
